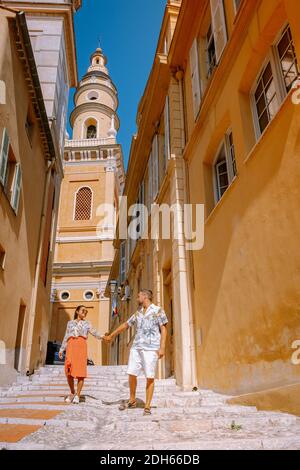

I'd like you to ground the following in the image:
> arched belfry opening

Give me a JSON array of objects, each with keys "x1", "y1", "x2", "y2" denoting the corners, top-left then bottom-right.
[{"x1": 84, "y1": 118, "x2": 97, "y2": 139}]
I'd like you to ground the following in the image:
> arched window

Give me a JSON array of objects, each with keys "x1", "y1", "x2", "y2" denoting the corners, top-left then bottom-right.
[
  {"x1": 74, "y1": 187, "x2": 92, "y2": 220},
  {"x1": 87, "y1": 125, "x2": 97, "y2": 139}
]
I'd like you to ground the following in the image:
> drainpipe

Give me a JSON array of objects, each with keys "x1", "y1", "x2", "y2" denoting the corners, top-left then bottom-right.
[
  {"x1": 175, "y1": 68, "x2": 198, "y2": 388},
  {"x1": 25, "y1": 158, "x2": 56, "y2": 374}
]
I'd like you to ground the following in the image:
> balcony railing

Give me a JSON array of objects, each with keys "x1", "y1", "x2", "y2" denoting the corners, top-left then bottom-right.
[{"x1": 65, "y1": 137, "x2": 116, "y2": 148}]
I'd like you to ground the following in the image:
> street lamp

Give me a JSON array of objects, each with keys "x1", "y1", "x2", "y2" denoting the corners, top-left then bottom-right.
[{"x1": 109, "y1": 279, "x2": 118, "y2": 296}]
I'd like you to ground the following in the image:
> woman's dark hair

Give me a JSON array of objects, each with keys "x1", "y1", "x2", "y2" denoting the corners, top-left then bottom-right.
[{"x1": 74, "y1": 305, "x2": 87, "y2": 320}]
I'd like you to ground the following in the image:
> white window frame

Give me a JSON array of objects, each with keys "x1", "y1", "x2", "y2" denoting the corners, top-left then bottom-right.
[
  {"x1": 250, "y1": 52, "x2": 284, "y2": 140},
  {"x1": 11, "y1": 162, "x2": 22, "y2": 214},
  {"x1": 274, "y1": 24, "x2": 300, "y2": 95},
  {"x1": 213, "y1": 131, "x2": 237, "y2": 204},
  {"x1": 0, "y1": 128, "x2": 9, "y2": 186},
  {"x1": 251, "y1": 24, "x2": 299, "y2": 140}
]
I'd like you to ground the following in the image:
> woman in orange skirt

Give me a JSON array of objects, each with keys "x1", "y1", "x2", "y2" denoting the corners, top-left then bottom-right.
[{"x1": 59, "y1": 305, "x2": 104, "y2": 404}]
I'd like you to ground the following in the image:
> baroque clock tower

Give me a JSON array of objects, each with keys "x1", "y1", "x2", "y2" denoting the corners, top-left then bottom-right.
[{"x1": 50, "y1": 47, "x2": 125, "y2": 365}]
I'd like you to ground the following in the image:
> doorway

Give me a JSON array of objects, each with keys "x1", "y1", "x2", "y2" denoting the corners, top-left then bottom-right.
[
  {"x1": 163, "y1": 268, "x2": 174, "y2": 378},
  {"x1": 14, "y1": 303, "x2": 26, "y2": 371}
]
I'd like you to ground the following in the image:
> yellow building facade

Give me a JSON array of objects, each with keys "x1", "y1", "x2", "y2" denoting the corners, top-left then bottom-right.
[
  {"x1": 107, "y1": 0, "x2": 300, "y2": 414},
  {"x1": 50, "y1": 48, "x2": 125, "y2": 366},
  {"x1": 0, "y1": 1, "x2": 81, "y2": 385}
]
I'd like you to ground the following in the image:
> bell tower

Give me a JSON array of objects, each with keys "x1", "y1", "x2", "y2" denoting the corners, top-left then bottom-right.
[
  {"x1": 71, "y1": 47, "x2": 119, "y2": 142},
  {"x1": 50, "y1": 48, "x2": 125, "y2": 366}
]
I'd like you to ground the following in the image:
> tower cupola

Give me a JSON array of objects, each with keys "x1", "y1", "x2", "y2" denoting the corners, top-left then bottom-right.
[{"x1": 70, "y1": 46, "x2": 120, "y2": 142}]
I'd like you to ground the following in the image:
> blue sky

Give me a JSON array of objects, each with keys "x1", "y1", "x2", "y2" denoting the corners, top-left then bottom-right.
[{"x1": 68, "y1": 0, "x2": 166, "y2": 168}]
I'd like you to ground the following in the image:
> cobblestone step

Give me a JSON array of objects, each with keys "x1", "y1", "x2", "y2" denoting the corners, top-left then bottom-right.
[{"x1": 1, "y1": 365, "x2": 300, "y2": 449}]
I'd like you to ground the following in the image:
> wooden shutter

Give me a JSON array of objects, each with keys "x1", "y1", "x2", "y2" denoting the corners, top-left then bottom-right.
[
  {"x1": 0, "y1": 128, "x2": 9, "y2": 186},
  {"x1": 120, "y1": 241, "x2": 126, "y2": 282},
  {"x1": 210, "y1": 0, "x2": 228, "y2": 63},
  {"x1": 164, "y1": 96, "x2": 171, "y2": 164},
  {"x1": 11, "y1": 163, "x2": 22, "y2": 213},
  {"x1": 189, "y1": 38, "x2": 201, "y2": 119},
  {"x1": 152, "y1": 134, "x2": 159, "y2": 199},
  {"x1": 148, "y1": 152, "x2": 153, "y2": 210},
  {"x1": 40, "y1": 175, "x2": 55, "y2": 285}
]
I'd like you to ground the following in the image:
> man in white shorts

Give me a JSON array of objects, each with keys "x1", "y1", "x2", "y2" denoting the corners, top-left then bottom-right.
[{"x1": 103, "y1": 289, "x2": 168, "y2": 415}]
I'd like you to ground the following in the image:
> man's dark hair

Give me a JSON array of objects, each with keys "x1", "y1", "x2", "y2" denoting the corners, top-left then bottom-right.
[{"x1": 140, "y1": 289, "x2": 153, "y2": 301}]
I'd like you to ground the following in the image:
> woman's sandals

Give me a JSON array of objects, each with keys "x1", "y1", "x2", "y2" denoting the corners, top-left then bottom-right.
[
  {"x1": 143, "y1": 407, "x2": 152, "y2": 416},
  {"x1": 119, "y1": 400, "x2": 137, "y2": 411}
]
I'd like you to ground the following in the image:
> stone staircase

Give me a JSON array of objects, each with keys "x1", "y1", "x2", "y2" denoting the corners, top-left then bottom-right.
[{"x1": 0, "y1": 365, "x2": 299, "y2": 450}]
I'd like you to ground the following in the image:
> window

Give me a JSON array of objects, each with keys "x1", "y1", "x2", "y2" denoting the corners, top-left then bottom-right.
[
  {"x1": 25, "y1": 113, "x2": 34, "y2": 145},
  {"x1": 138, "y1": 180, "x2": 145, "y2": 238},
  {"x1": 206, "y1": 25, "x2": 216, "y2": 79},
  {"x1": 210, "y1": 0, "x2": 228, "y2": 64},
  {"x1": 164, "y1": 96, "x2": 171, "y2": 165},
  {"x1": 60, "y1": 291, "x2": 70, "y2": 301},
  {"x1": 84, "y1": 291, "x2": 94, "y2": 301},
  {"x1": 276, "y1": 25, "x2": 299, "y2": 93},
  {"x1": 254, "y1": 61, "x2": 279, "y2": 135},
  {"x1": 214, "y1": 132, "x2": 237, "y2": 203},
  {"x1": 152, "y1": 134, "x2": 159, "y2": 199},
  {"x1": 87, "y1": 91, "x2": 99, "y2": 101},
  {"x1": 11, "y1": 163, "x2": 22, "y2": 214},
  {"x1": 252, "y1": 24, "x2": 298, "y2": 137},
  {"x1": 190, "y1": 38, "x2": 201, "y2": 117},
  {"x1": 74, "y1": 187, "x2": 92, "y2": 220},
  {"x1": 87, "y1": 125, "x2": 97, "y2": 139},
  {"x1": 120, "y1": 241, "x2": 126, "y2": 283},
  {"x1": 0, "y1": 244, "x2": 5, "y2": 270},
  {"x1": 0, "y1": 129, "x2": 22, "y2": 214},
  {"x1": 0, "y1": 128, "x2": 9, "y2": 186}
]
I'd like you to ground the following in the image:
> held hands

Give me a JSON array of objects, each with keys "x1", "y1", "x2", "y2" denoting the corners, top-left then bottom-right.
[{"x1": 102, "y1": 334, "x2": 113, "y2": 344}]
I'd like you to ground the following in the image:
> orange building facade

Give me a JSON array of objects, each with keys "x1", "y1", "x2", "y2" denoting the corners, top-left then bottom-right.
[{"x1": 107, "y1": 0, "x2": 300, "y2": 414}]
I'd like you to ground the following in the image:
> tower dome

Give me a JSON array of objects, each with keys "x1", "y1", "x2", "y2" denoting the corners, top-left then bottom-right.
[{"x1": 70, "y1": 46, "x2": 120, "y2": 142}]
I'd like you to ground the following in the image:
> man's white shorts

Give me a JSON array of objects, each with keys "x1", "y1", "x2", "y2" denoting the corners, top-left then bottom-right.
[{"x1": 127, "y1": 348, "x2": 159, "y2": 379}]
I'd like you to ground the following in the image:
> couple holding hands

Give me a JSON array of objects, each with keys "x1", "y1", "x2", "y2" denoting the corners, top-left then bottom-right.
[{"x1": 59, "y1": 289, "x2": 168, "y2": 415}]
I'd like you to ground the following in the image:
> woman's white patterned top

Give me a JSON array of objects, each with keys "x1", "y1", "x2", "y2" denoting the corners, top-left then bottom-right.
[{"x1": 59, "y1": 320, "x2": 103, "y2": 353}]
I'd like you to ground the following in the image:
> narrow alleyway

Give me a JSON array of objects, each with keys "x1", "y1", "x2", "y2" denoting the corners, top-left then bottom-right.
[{"x1": 0, "y1": 365, "x2": 299, "y2": 450}]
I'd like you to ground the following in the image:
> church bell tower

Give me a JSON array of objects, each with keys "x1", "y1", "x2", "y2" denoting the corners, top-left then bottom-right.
[{"x1": 50, "y1": 47, "x2": 125, "y2": 366}]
